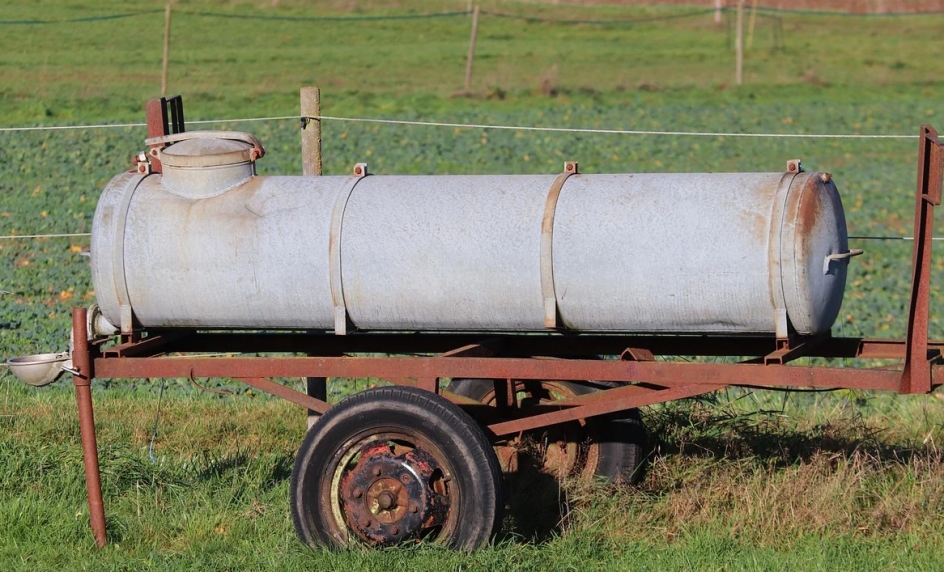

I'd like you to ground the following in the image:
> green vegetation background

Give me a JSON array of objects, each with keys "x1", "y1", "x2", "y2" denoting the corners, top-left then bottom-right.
[{"x1": 3, "y1": 1, "x2": 944, "y2": 570}]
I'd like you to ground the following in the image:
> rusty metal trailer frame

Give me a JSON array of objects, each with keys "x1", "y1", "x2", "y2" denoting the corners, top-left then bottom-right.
[{"x1": 67, "y1": 102, "x2": 944, "y2": 547}]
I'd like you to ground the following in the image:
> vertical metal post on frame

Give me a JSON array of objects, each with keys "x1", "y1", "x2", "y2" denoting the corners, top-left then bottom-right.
[
  {"x1": 900, "y1": 125, "x2": 943, "y2": 394},
  {"x1": 72, "y1": 307, "x2": 107, "y2": 547}
]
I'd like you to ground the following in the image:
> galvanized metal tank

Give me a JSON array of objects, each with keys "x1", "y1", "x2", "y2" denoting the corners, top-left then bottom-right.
[{"x1": 91, "y1": 132, "x2": 856, "y2": 337}]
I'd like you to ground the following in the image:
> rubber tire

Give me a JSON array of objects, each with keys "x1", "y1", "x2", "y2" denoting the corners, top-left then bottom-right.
[
  {"x1": 291, "y1": 386, "x2": 504, "y2": 550},
  {"x1": 447, "y1": 378, "x2": 648, "y2": 484}
]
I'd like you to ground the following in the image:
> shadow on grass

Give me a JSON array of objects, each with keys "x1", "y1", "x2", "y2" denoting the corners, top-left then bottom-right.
[
  {"x1": 498, "y1": 454, "x2": 573, "y2": 545},
  {"x1": 645, "y1": 397, "x2": 919, "y2": 467}
]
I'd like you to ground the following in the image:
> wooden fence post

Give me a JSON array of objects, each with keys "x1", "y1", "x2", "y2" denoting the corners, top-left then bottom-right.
[
  {"x1": 161, "y1": 3, "x2": 172, "y2": 96},
  {"x1": 735, "y1": 0, "x2": 744, "y2": 86},
  {"x1": 300, "y1": 86, "x2": 325, "y2": 429},
  {"x1": 300, "y1": 87, "x2": 322, "y2": 177},
  {"x1": 747, "y1": 0, "x2": 759, "y2": 50},
  {"x1": 463, "y1": 5, "x2": 481, "y2": 94}
]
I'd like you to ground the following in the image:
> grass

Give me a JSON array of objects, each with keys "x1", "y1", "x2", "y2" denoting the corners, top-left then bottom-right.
[
  {"x1": 4, "y1": 0, "x2": 944, "y2": 569},
  {"x1": 3, "y1": 379, "x2": 944, "y2": 570}
]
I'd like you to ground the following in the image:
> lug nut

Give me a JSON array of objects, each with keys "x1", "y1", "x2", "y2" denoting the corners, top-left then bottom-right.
[
  {"x1": 352, "y1": 488, "x2": 363, "y2": 499},
  {"x1": 390, "y1": 525, "x2": 399, "y2": 535},
  {"x1": 409, "y1": 503, "x2": 419, "y2": 514},
  {"x1": 400, "y1": 474, "x2": 411, "y2": 484},
  {"x1": 373, "y1": 467, "x2": 382, "y2": 477},
  {"x1": 359, "y1": 516, "x2": 371, "y2": 528}
]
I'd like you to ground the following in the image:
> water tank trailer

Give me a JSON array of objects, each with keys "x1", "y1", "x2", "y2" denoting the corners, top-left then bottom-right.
[{"x1": 12, "y1": 97, "x2": 944, "y2": 550}]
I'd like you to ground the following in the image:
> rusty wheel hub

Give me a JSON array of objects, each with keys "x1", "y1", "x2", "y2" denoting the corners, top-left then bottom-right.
[{"x1": 339, "y1": 441, "x2": 450, "y2": 545}]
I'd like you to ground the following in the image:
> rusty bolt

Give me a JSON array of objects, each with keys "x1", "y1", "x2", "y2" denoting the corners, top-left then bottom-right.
[
  {"x1": 359, "y1": 516, "x2": 371, "y2": 529},
  {"x1": 390, "y1": 525, "x2": 399, "y2": 535},
  {"x1": 400, "y1": 474, "x2": 411, "y2": 484},
  {"x1": 353, "y1": 488, "x2": 363, "y2": 499},
  {"x1": 377, "y1": 491, "x2": 396, "y2": 511},
  {"x1": 373, "y1": 467, "x2": 382, "y2": 477},
  {"x1": 820, "y1": 172, "x2": 832, "y2": 183},
  {"x1": 409, "y1": 503, "x2": 419, "y2": 514}
]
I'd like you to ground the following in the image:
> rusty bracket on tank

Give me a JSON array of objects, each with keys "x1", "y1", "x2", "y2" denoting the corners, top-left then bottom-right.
[
  {"x1": 541, "y1": 161, "x2": 578, "y2": 329},
  {"x1": 329, "y1": 163, "x2": 369, "y2": 336},
  {"x1": 102, "y1": 333, "x2": 185, "y2": 358},
  {"x1": 438, "y1": 338, "x2": 502, "y2": 358},
  {"x1": 143, "y1": 95, "x2": 185, "y2": 174},
  {"x1": 621, "y1": 347, "x2": 655, "y2": 362},
  {"x1": 900, "y1": 125, "x2": 944, "y2": 394},
  {"x1": 763, "y1": 334, "x2": 828, "y2": 365},
  {"x1": 786, "y1": 159, "x2": 802, "y2": 173}
]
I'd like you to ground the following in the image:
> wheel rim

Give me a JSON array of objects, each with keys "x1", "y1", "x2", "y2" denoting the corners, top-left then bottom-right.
[
  {"x1": 322, "y1": 430, "x2": 458, "y2": 546},
  {"x1": 479, "y1": 381, "x2": 601, "y2": 480}
]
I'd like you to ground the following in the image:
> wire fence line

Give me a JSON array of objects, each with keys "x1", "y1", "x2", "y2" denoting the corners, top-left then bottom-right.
[
  {"x1": 0, "y1": 117, "x2": 925, "y2": 244},
  {"x1": 310, "y1": 115, "x2": 917, "y2": 139},
  {"x1": 0, "y1": 113, "x2": 920, "y2": 140},
  {"x1": 3, "y1": 5, "x2": 942, "y2": 26},
  {"x1": 0, "y1": 233, "x2": 91, "y2": 240}
]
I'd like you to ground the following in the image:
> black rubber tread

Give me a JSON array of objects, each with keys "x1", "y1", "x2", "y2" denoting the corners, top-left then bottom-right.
[
  {"x1": 291, "y1": 386, "x2": 503, "y2": 550},
  {"x1": 447, "y1": 378, "x2": 648, "y2": 484}
]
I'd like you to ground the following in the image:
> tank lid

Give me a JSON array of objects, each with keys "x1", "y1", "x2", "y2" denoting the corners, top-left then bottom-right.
[{"x1": 147, "y1": 131, "x2": 265, "y2": 168}]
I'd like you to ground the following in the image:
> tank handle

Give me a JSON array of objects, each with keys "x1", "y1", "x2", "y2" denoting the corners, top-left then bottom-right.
[
  {"x1": 144, "y1": 130, "x2": 266, "y2": 161},
  {"x1": 823, "y1": 249, "x2": 864, "y2": 274}
]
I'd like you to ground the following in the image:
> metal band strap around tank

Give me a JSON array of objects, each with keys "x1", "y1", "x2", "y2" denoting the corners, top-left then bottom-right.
[
  {"x1": 329, "y1": 163, "x2": 369, "y2": 335},
  {"x1": 767, "y1": 169, "x2": 799, "y2": 339},
  {"x1": 110, "y1": 171, "x2": 149, "y2": 334},
  {"x1": 540, "y1": 162, "x2": 578, "y2": 329}
]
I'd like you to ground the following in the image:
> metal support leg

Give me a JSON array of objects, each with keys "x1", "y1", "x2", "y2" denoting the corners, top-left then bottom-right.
[
  {"x1": 72, "y1": 308, "x2": 107, "y2": 548},
  {"x1": 901, "y1": 126, "x2": 943, "y2": 394},
  {"x1": 306, "y1": 377, "x2": 327, "y2": 430}
]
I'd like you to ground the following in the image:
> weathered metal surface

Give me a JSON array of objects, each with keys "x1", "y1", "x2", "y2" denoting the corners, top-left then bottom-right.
[
  {"x1": 89, "y1": 171, "x2": 147, "y2": 334},
  {"x1": 155, "y1": 135, "x2": 257, "y2": 199},
  {"x1": 487, "y1": 383, "x2": 724, "y2": 437},
  {"x1": 93, "y1": 175, "x2": 342, "y2": 329},
  {"x1": 901, "y1": 126, "x2": 944, "y2": 394},
  {"x1": 117, "y1": 331, "x2": 944, "y2": 361},
  {"x1": 780, "y1": 172, "x2": 851, "y2": 334},
  {"x1": 553, "y1": 171, "x2": 849, "y2": 334},
  {"x1": 337, "y1": 439, "x2": 450, "y2": 545},
  {"x1": 92, "y1": 353, "x2": 918, "y2": 392},
  {"x1": 341, "y1": 174, "x2": 552, "y2": 331},
  {"x1": 90, "y1": 131, "x2": 853, "y2": 335},
  {"x1": 71, "y1": 308, "x2": 107, "y2": 548}
]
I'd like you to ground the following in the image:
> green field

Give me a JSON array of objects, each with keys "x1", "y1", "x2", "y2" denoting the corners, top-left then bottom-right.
[{"x1": 3, "y1": 0, "x2": 944, "y2": 569}]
